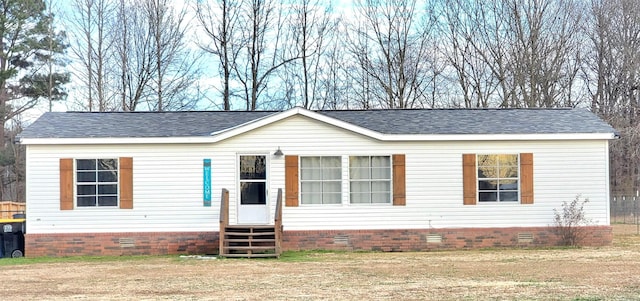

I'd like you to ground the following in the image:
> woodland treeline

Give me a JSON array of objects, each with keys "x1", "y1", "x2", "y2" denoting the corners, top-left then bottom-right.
[{"x1": 1, "y1": 0, "x2": 639, "y2": 201}]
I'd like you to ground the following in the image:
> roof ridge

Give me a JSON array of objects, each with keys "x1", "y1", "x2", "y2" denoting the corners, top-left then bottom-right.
[
  {"x1": 61, "y1": 110, "x2": 281, "y2": 114},
  {"x1": 59, "y1": 107, "x2": 580, "y2": 114}
]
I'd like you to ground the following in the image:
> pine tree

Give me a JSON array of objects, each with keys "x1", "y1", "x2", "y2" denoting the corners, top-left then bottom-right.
[
  {"x1": 0, "y1": 0, "x2": 69, "y2": 200},
  {"x1": 0, "y1": 0, "x2": 69, "y2": 144}
]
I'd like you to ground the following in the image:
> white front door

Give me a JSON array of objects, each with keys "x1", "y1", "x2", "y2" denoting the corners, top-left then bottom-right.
[{"x1": 237, "y1": 155, "x2": 270, "y2": 224}]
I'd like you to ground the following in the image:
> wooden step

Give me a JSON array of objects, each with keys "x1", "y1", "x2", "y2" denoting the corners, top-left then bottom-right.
[
  {"x1": 219, "y1": 225, "x2": 279, "y2": 258},
  {"x1": 225, "y1": 238, "x2": 275, "y2": 243},
  {"x1": 225, "y1": 225, "x2": 275, "y2": 229},
  {"x1": 221, "y1": 253, "x2": 278, "y2": 258},
  {"x1": 224, "y1": 231, "x2": 275, "y2": 236},
  {"x1": 223, "y1": 246, "x2": 275, "y2": 251}
]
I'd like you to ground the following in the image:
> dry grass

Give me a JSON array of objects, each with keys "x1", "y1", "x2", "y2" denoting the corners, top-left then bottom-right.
[{"x1": 2, "y1": 225, "x2": 640, "y2": 300}]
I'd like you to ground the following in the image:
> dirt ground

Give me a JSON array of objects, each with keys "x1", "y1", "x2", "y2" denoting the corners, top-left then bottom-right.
[{"x1": 1, "y1": 225, "x2": 640, "y2": 301}]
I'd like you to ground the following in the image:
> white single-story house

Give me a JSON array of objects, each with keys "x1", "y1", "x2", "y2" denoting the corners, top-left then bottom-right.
[{"x1": 18, "y1": 107, "x2": 617, "y2": 257}]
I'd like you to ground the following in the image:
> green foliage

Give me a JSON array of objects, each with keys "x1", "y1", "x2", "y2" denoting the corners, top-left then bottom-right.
[
  {"x1": 20, "y1": 72, "x2": 70, "y2": 101},
  {"x1": 553, "y1": 195, "x2": 592, "y2": 246},
  {"x1": 0, "y1": 0, "x2": 69, "y2": 115}
]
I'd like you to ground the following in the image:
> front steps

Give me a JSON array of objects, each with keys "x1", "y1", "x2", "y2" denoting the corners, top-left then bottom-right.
[{"x1": 219, "y1": 225, "x2": 279, "y2": 258}]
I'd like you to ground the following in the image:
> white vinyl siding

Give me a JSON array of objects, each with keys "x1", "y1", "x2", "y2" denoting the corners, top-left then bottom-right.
[{"x1": 24, "y1": 115, "x2": 611, "y2": 234}]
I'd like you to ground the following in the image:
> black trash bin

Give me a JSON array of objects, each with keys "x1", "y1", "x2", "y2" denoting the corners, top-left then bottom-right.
[{"x1": 0, "y1": 221, "x2": 25, "y2": 258}]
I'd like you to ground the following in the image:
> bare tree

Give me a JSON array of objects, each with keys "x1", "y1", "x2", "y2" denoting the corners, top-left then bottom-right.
[
  {"x1": 114, "y1": 0, "x2": 153, "y2": 111},
  {"x1": 347, "y1": 0, "x2": 438, "y2": 109},
  {"x1": 144, "y1": 0, "x2": 200, "y2": 111},
  {"x1": 437, "y1": 0, "x2": 583, "y2": 108},
  {"x1": 584, "y1": 0, "x2": 640, "y2": 193},
  {"x1": 507, "y1": 0, "x2": 583, "y2": 108},
  {"x1": 195, "y1": 0, "x2": 241, "y2": 110},
  {"x1": 279, "y1": 0, "x2": 335, "y2": 109},
  {"x1": 112, "y1": 0, "x2": 199, "y2": 111},
  {"x1": 233, "y1": 0, "x2": 301, "y2": 110},
  {"x1": 436, "y1": 0, "x2": 501, "y2": 108},
  {"x1": 68, "y1": 0, "x2": 118, "y2": 111},
  {"x1": 315, "y1": 22, "x2": 350, "y2": 110}
]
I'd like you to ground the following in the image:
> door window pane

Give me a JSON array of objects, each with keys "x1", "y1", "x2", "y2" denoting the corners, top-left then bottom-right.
[
  {"x1": 240, "y1": 182, "x2": 266, "y2": 205},
  {"x1": 240, "y1": 156, "x2": 266, "y2": 180}
]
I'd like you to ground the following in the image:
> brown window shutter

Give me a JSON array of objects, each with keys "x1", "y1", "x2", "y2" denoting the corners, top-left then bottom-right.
[
  {"x1": 119, "y1": 157, "x2": 133, "y2": 209},
  {"x1": 462, "y1": 154, "x2": 477, "y2": 205},
  {"x1": 392, "y1": 154, "x2": 406, "y2": 206},
  {"x1": 520, "y1": 153, "x2": 534, "y2": 204},
  {"x1": 284, "y1": 155, "x2": 299, "y2": 207},
  {"x1": 60, "y1": 158, "x2": 74, "y2": 210}
]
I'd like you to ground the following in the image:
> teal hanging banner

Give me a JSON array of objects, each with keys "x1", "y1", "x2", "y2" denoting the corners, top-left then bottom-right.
[{"x1": 203, "y1": 159, "x2": 212, "y2": 206}]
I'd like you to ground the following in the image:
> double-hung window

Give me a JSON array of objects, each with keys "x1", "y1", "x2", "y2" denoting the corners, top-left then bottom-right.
[
  {"x1": 300, "y1": 156, "x2": 341, "y2": 204},
  {"x1": 76, "y1": 159, "x2": 119, "y2": 207},
  {"x1": 477, "y1": 154, "x2": 519, "y2": 202},
  {"x1": 349, "y1": 156, "x2": 391, "y2": 204}
]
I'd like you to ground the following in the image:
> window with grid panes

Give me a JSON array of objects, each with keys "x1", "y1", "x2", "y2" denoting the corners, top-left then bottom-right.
[
  {"x1": 76, "y1": 159, "x2": 119, "y2": 207},
  {"x1": 300, "y1": 156, "x2": 341, "y2": 204},
  {"x1": 349, "y1": 156, "x2": 391, "y2": 204}
]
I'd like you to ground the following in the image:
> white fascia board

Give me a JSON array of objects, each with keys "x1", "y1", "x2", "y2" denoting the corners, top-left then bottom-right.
[
  {"x1": 18, "y1": 136, "x2": 217, "y2": 145},
  {"x1": 381, "y1": 133, "x2": 617, "y2": 141},
  {"x1": 19, "y1": 132, "x2": 615, "y2": 145}
]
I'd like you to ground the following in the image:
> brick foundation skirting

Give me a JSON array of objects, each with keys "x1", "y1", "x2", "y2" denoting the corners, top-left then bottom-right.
[
  {"x1": 25, "y1": 232, "x2": 219, "y2": 257},
  {"x1": 25, "y1": 226, "x2": 612, "y2": 257},
  {"x1": 281, "y1": 226, "x2": 613, "y2": 251}
]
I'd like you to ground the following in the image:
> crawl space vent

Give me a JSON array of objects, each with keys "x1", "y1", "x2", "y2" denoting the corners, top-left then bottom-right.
[
  {"x1": 333, "y1": 235, "x2": 349, "y2": 245},
  {"x1": 518, "y1": 233, "x2": 534, "y2": 243},
  {"x1": 426, "y1": 234, "x2": 443, "y2": 244},
  {"x1": 119, "y1": 238, "x2": 136, "y2": 248}
]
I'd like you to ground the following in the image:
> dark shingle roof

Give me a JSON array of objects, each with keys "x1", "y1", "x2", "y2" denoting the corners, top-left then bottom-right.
[
  {"x1": 19, "y1": 111, "x2": 275, "y2": 138},
  {"x1": 321, "y1": 108, "x2": 616, "y2": 135},
  {"x1": 19, "y1": 108, "x2": 616, "y2": 139}
]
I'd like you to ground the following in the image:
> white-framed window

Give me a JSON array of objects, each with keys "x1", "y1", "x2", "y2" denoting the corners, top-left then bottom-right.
[
  {"x1": 76, "y1": 159, "x2": 119, "y2": 207},
  {"x1": 349, "y1": 156, "x2": 391, "y2": 204},
  {"x1": 300, "y1": 156, "x2": 341, "y2": 204},
  {"x1": 477, "y1": 154, "x2": 519, "y2": 202}
]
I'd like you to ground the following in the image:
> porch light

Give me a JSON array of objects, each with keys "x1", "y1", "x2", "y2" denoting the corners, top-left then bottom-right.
[{"x1": 274, "y1": 147, "x2": 284, "y2": 157}]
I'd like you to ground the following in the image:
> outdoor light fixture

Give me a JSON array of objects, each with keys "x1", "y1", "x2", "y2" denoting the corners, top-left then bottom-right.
[{"x1": 274, "y1": 147, "x2": 284, "y2": 157}]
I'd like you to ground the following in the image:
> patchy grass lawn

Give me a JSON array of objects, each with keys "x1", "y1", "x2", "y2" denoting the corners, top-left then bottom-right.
[{"x1": 1, "y1": 225, "x2": 639, "y2": 301}]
